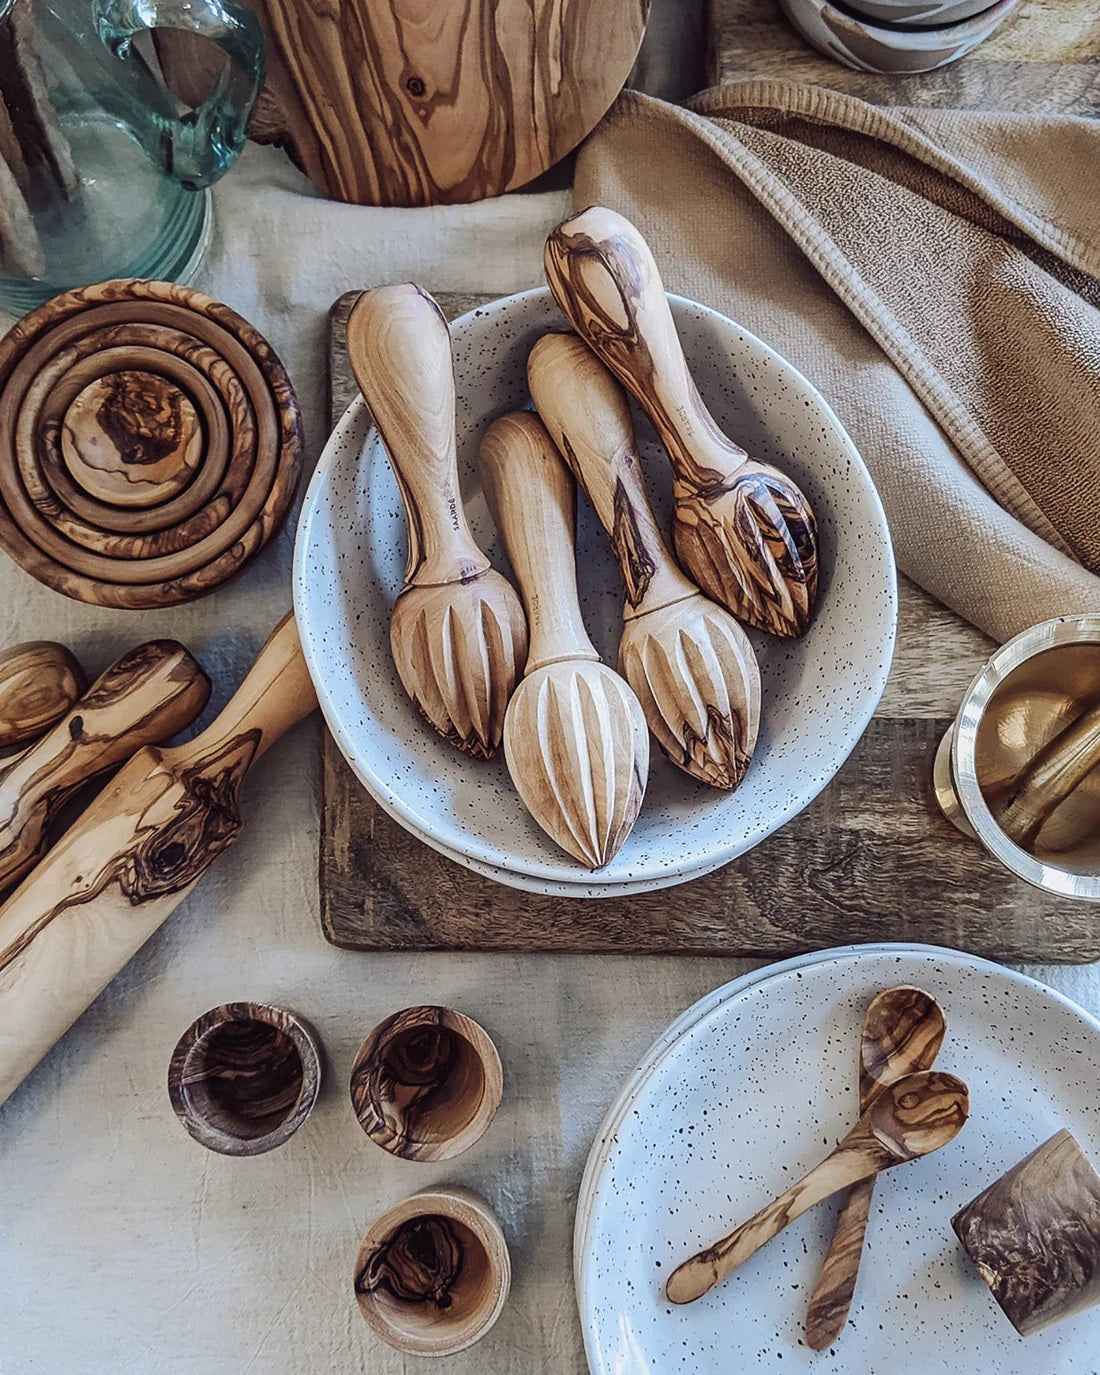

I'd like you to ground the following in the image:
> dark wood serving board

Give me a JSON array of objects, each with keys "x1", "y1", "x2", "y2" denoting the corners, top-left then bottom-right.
[{"x1": 320, "y1": 291, "x2": 1100, "y2": 962}]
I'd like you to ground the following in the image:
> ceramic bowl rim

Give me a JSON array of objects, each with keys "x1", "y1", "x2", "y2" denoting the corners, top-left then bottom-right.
[{"x1": 785, "y1": 0, "x2": 1018, "y2": 44}]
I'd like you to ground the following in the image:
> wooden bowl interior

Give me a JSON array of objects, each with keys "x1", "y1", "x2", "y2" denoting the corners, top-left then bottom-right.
[
  {"x1": 357, "y1": 1214, "x2": 493, "y2": 1342},
  {"x1": 181, "y1": 1018, "x2": 305, "y2": 1141}
]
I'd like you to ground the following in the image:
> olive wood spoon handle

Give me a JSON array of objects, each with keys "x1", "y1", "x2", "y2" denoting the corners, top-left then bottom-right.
[
  {"x1": 347, "y1": 284, "x2": 490, "y2": 588},
  {"x1": 666, "y1": 1070, "x2": 969, "y2": 1305},
  {"x1": 994, "y1": 699, "x2": 1100, "y2": 849},
  {"x1": 527, "y1": 332, "x2": 697, "y2": 620},
  {"x1": 0, "y1": 641, "x2": 210, "y2": 892},
  {"x1": 0, "y1": 612, "x2": 317, "y2": 1109},
  {"x1": 805, "y1": 986, "x2": 947, "y2": 1350},
  {"x1": 0, "y1": 642, "x2": 84, "y2": 747}
]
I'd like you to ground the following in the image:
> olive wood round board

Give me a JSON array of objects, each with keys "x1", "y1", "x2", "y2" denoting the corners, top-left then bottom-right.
[
  {"x1": 319, "y1": 290, "x2": 1100, "y2": 961},
  {"x1": 575, "y1": 944, "x2": 1100, "y2": 1373}
]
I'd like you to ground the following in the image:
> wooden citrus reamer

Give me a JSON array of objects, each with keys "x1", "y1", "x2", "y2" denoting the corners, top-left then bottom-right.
[
  {"x1": 0, "y1": 611, "x2": 316, "y2": 1108},
  {"x1": 544, "y1": 205, "x2": 819, "y2": 638},
  {"x1": 478, "y1": 411, "x2": 649, "y2": 868},
  {"x1": 528, "y1": 331, "x2": 760, "y2": 789},
  {"x1": 347, "y1": 284, "x2": 526, "y2": 758}
]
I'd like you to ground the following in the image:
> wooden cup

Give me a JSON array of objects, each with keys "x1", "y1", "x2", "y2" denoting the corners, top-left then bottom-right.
[
  {"x1": 167, "y1": 1002, "x2": 322, "y2": 1157},
  {"x1": 354, "y1": 1187, "x2": 511, "y2": 1356},
  {"x1": 349, "y1": 1005, "x2": 503, "y2": 1162}
]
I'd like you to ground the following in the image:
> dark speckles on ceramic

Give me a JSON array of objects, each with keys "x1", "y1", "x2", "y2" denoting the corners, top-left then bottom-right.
[
  {"x1": 574, "y1": 944, "x2": 1100, "y2": 1373},
  {"x1": 293, "y1": 289, "x2": 897, "y2": 896}
]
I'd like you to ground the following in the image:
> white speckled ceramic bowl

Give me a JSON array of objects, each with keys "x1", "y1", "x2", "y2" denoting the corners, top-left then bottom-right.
[
  {"x1": 294, "y1": 288, "x2": 896, "y2": 896},
  {"x1": 780, "y1": 0, "x2": 1020, "y2": 72},
  {"x1": 575, "y1": 943, "x2": 1100, "y2": 1373},
  {"x1": 843, "y1": 0, "x2": 1007, "y2": 24}
]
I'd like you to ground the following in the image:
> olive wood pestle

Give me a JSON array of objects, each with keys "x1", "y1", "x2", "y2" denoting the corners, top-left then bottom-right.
[
  {"x1": 666, "y1": 1069, "x2": 969, "y2": 1305},
  {"x1": 0, "y1": 640, "x2": 210, "y2": 892},
  {"x1": 0, "y1": 642, "x2": 84, "y2": 747},
  {"x1": 528, "y1": 331, "x2": 760, "y2": 789},
  {"x1": 994, "y1": 699, "x2": 1100, "y2": 850},
  {"x1": 544, "y1": 206, "x2": 818, "y2": 638},
  {"x1": 0, "y1": 612, "x2": 317, "y2": 1109},
  {"x1": 478, "y1": 411, "x2": 648, "y2": 868},
  {"x1": 347, "y1": 284, "x2": 526, "y2": 758}
]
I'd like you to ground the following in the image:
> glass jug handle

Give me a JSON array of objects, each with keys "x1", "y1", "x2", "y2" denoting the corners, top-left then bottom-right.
[{"x1": 96, "y1": 0, "x2": 265, "y2": 190}]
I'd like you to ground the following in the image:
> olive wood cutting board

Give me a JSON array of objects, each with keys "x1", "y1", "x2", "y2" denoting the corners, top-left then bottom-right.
[{"x1": 320, "y1": 291, "x2": 1100, "y2": 960}]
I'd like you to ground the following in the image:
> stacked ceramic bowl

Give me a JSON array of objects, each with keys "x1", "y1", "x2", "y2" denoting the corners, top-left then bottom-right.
[{"x1": 780, "y1": 0, "x2": 1021, "y2": 73}]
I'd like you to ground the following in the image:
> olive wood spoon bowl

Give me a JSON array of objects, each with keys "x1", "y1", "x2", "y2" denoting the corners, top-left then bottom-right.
[
  {"x1": 478, "y1": 411, "x2": 648, "y2": 868},
  {"x1": 665, "y1": 1069, "x2": 969, "y2": 1305},
  {"x1": 347, "y1": 285, "x2": 526, "y2": 758},
  {"x1": 0, "y1": 642, "x2": 83, "y2": 747},
  {"x1": 528, "y1": 331, "x2": 760, "y2": 789},
  {"x1": 544, "y1": 206, "x2": 818, "y2": 638},
  {"x1": 805, "y1": 985, "x2": 947, "y2": 1349}
]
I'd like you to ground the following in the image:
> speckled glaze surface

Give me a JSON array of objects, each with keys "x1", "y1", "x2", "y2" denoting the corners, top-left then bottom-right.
[
  {"x1": 294, "y1": 289, "x2": 895, "y2": 895},
  {"x1": 575, "y1": 944, "x2": 1100, "y2": 1373}
]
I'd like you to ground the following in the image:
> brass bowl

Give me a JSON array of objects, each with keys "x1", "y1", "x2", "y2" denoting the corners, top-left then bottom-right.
[{"x1": 934, "y1": 616, "x2": 1100, "y2": 900}]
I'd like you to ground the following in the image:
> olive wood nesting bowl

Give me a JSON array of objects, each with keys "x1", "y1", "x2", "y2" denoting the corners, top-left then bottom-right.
[
  {"x1": 167, "y1": 1002, "x2": 322, "y2": 1156},
  {"x1": 354, "y1": 1187, "x2": 511, "y2": 1356},
  {"x1": 349, "y1": 1005, "x2": 503, "y2": 1161}
]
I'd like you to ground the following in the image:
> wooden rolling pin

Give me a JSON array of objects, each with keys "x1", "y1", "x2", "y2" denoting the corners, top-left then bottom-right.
[
  {"x1": 544, "y1": 206, "x2": 819, "y2": 638},
  {"x1": 994, "y1": 699, "x2": 1100, "y2": 850},
  {"x1": 0, "y1": 641, "x2": 83, "y2": 747},
  {"x1": 0, "y1": 641, "x2": 209, "y2": 892},
  {"x1": 347, "y1": 284, "x2": 527, "y2": 758},
  {"x1": 528, "y1": 332, "x2": 760, "y2": 789},
  {"x1": 0, "y1": 612, "x2": 316, "y2": 1109},
  {"x1": 479, "y1": 412, "x2": 648, "y2": 868}
]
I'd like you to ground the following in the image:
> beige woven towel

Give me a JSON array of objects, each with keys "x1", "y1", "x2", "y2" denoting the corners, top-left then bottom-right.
[{"x1": 574, "y1": 84, "x2": 1100, "y2": 643}]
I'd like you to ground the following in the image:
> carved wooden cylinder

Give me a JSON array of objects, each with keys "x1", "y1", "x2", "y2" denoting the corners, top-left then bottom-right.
[
  {"x1": 0, "y1": 640, "x2": 82, "y2": 746},
  {"x1": 354, "y1": 1187, "x2": 511, "y2": 1356},
  {"x1": 349, "y1": 1005, "x2": 503, "y2": 1162},
  {"x1": 167, "y1": 1001, "x2": 322, "y2": 1156},
  {"x1": 0, "y1": 279, "x2": 303, "y2": 607}
]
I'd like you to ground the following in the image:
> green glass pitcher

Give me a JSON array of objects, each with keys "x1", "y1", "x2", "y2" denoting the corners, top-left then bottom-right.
[{"x1": 0, "y1": 0, "x2": 264, "y2": 315}]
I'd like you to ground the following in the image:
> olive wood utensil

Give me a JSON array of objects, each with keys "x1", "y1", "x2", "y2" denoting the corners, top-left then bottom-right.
[
  {"x1": 993, "y1": 699, "x2": 1100, "y2": 850},
  {"x1": 544, "y1": 205, "x2": 819, "y2": 638},
  {"x1": 0, "y1": 611, "x2": 316, "y2": 1109},
  {"x1": 0, "y1": 640, "x2": 83, "y2": 747},
  {"x1": 478, "y1": 411, "x2": 648, "y2": 867},
  {"x1": 0, "y1": 640, "x2": 210, "y2": 892},
  {"x1": 346, "y1": 284, "x2": 526, "y2": 758},
  {"x1": 528, "y1": 331, "x2": 760, "y2": 789},
  {"x1": 805, "y1": 985, "x2": 947, "y2": 1349},
  {"x1": 665, "y1": 1069, "x2": 969, "y2": 1305}
]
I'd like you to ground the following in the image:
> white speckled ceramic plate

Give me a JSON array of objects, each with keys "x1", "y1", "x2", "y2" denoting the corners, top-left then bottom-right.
[
  {"x1": 575, "y1": 944, "x2": 1100, "y2": 1374},
  {"x1": 294, "y1": 288, "x2": 896, "y2": 895}
]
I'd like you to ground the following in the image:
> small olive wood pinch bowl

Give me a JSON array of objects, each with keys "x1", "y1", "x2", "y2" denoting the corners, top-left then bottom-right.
[
  {"x1": 354, "y1": 1186, "x2": 511, "y2": 1356},
  {"x1": 0, "y1": 641, "x2": 83, "y2": 747},
  {"x1": 478, "y1": 411, "x2": 649, "y2": 867},
  {"x1": 805, "y1": 985, "x2": 947, "y2": 1350},
  {"x1": 666, "y1": 1068, "x2": 969, "y2": 1305},
  {"x1": 0, "y1": 640, "x2": 210, "y2": 891},
  {"x1": 528, "y1": 331, "x2": 761, "y2": 789},
  {"x1": 544, "y1": 206, "x2": 819, "y2": 638},
  {"x1": 346, "y1": 284, "x2": 527, "y2": 758},
  {"x1": 350, "y1": 1005, "x2": 503, "y2": 1162},
  {"x1": 167, "y1": 1001, "x2": 322, "y2": 1156}
]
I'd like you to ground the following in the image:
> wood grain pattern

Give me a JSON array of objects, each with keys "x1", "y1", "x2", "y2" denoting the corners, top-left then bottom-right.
[
  {"x1": 545, "y1": 206, "x2": 819, "y2": 638},
  {"x1": 0, "y1": 278, "x2": 303, "y2": 608},
  {"x1": 666, "y1": 1069, "x2": 969, "y2": 1304},
  {"x1": 528, "y1": 330, "x2": 761, "y2": 788},
  {"x1": 349, "y1": 1005, "x2": 503, "y2": 1161},
  {"x1": 347, "y1": 285, "x2": 526, "y2": 758},
  {"x1": 167, "y1": 1000, "x2": 321, "y2": 1156},
  {"x1": 0, "y1": 612, "x2": 317, "y2": 1108},
  {"x1": 479, "y1": 411, "x2": 649, "y2": 868},
  {"x1": 321, "y1": 290, "x2": 1100, "y2": 961},
  {"x1": 0, "y1": 639, "x2": 209, "y2": 893},
  {"x1": 0, "y1": 640, "x2": 82, "y2": 747},
  {"x1": 952, "y1": 1129, "x2": 1100, "y2": 1336}
]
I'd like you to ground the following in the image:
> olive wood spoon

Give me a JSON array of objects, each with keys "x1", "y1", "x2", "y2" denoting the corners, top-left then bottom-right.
[
  {"x1": 0, "y1": 640, "x2": 210, "y2": 892},
  {"x1": 805, "y1": 986, "x2": 947, "y2": 1349},
  {"x1": 544, "y1": 205, "x2": 818, "y2": 638},
  {"x1": 665, "y1": 1069, "x2": 969, "y2": 1305},
  {"x1": 347, "y1": 284, "x2": 526, "y2": 758},
  {"x1": 528, "y1": 331, "x2": 760, "y2": 788},
  {"x1": 993, "y1": 699, "x2": 1100, "y2": 850},
  {"x1": 0, "y1": 642, "x2": 83, "y2": 747},
  {"x1": 0, "y1": 611, "x2": 317, "y2": 1109},
  {"x1": 478, "y1": 411, "x2": 648, "y2": 868}
]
